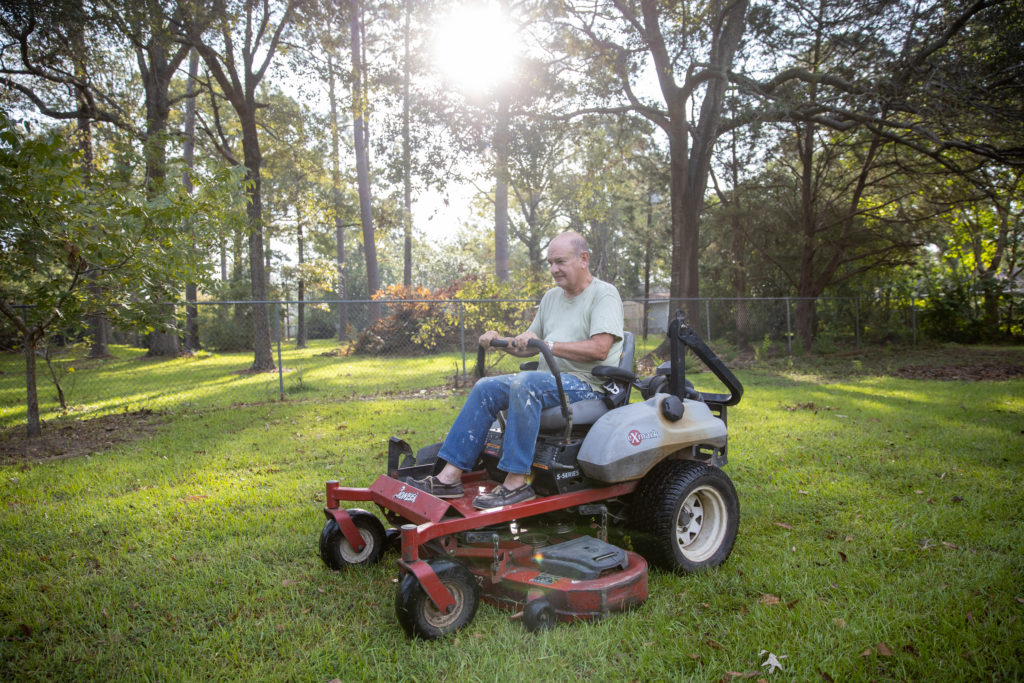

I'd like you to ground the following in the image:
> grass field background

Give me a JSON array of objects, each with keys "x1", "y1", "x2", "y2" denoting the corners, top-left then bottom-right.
[{"x1": 1, "y1": 343, "x2": 1022, "y2": 680}]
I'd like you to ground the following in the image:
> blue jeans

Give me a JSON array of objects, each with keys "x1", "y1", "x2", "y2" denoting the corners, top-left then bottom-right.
[{"x1": 438, "y1": 371, "x2": 600, "y2": 475}]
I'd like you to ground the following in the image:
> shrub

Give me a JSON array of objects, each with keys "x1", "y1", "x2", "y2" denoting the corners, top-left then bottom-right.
[
  {"x1": 920, "y1": 283, "x2": 986, "y2": 343},
  {"x1": 344, "y1": 275, "x2": 550, "y2": 357}
]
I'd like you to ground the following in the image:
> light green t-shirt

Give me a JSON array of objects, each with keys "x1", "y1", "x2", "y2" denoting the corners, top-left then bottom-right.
[{"x1": 527, "y1": 278, "x2": 624, "y2": 391}]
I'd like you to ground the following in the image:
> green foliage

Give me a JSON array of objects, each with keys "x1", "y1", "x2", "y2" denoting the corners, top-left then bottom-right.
[
  {"x1": 449, "y1": 271, "x2": 549, "y2": 335},
  {"x1": 755, "y1": 333, "x2": 774, "y2": 361},
  {"x1": 920, "y1": 282, "x2": 987, "y2": 344},
  {"x1": 0, "y1": 112, "x2": 247, "y2": 340},
  {"x1": 812, "y1": 333, "x2": 838, "y2": 355}
]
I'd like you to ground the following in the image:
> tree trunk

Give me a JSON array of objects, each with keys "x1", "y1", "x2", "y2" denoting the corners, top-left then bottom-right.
[
  {"x1": 731, "y1": 226, "x2": 750, "y2": 351},
  {"x1": 220, "y1": 234, "x2": 228, "y2": 281},
  {"x1": 493, "y1": 94, "x2": 511, "y2": 282},
  {"x1": 296, "y1": 212, "x2": 307, "y2": 349},
  {"x1": 656, "y1": 0, "x2": 747, "y2": 334},
  {"x1": 795, "y1": 120, "x2": 817, "y2": 352},
  {"x1": 327, "y1": 54, "x2": 349, "y2": 340},
  {"x1": 68, "y1": 0, "x2": 110, "y2": 360},
  {"x1": 795, "y1": 298, "x2": 815, "y2": 353},
  {"x1": 141, "y1": 41, "x2": 182, "y2": 358},
  {"x1": 401, "y1": 0, "x2": 413, "y2": 287},
  {"x1": 643, "y1": 197, "x2": 653, "y2": 341},
  {"x1": 667, "y1": 115, "x2": 702, "y2": 329},
  {"x1": 241, "y1": 114, "x2": 275, "y2": 371},
  {"x1": 23, "y1": 330, "x2": 41, "y2": 438},
  {"x1": 184, "y1": 49, "x2": 201, "y2": 352},
  {"x1": 148, "y1": 319, "x2": 181, "y2": 357},
  {"x1": 351, "y1": 0, "x2": 381, "y2": 322}
]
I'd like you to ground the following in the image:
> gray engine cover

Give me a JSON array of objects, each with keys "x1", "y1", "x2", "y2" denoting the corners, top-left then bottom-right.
[{"x1": 577, "y1": 395, "x2": 728, "y2": 483}]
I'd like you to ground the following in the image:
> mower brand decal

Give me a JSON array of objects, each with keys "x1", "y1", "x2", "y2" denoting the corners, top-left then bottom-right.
[
  {"x1": 393, "y1": 485, "x2": 419, "y2": 503},
  {"x1": 556, "y1": 469, "x2": 580, "y2": 480},
  {"x1": 627, "y1": 429, "x2": 660, "y2": 446},
  {"x1": 529, "y1": 573, "x2": 559, "y2": 585}
]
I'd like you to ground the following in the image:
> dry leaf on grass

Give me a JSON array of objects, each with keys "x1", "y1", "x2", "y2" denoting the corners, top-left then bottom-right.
[
  {"x1": 760, "y1": 594, "x2": 781, "y2": 606},
  {"x1": 760, "y1": 651, "x2": 786, "y2": 674}
]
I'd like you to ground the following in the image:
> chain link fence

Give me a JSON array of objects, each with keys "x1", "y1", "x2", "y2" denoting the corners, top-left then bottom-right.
[{"x1": 0, "y1": 296, "x2": 928, "y2": 428}]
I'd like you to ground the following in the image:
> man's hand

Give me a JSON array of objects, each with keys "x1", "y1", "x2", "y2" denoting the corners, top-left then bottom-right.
[
  {"x1": 509, "y1": 331, "x2": 540, "y2": 355},
  {"x1": 478, "y1": 330, "x2": 501, "y2": 348}
]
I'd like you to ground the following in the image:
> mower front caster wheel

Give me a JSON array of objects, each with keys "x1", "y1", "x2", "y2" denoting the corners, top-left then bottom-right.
[
  {"x1": 523, "y1": 598, "x2": 556, "y2": 632},
  {"x1": 319, "y1": 509, "x2": 386, "y2": 570},
  {"x1": 395, "y1": 559, "x2": 479, "y2": 639}
]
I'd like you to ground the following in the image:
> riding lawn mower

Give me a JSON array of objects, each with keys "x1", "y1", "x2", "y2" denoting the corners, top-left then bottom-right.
[{"x1": 318, "y1": 311, "x2": 743, "y2": 638}]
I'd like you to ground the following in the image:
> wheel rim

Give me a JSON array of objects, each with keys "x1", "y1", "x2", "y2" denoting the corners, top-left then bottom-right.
[
  {"x1": 421, "y1": 581, "x2": 465, "y2": 629},
  {"x1": 674, "y1": 484, "x2": 728, "y2": 562},
  {"x1": 338, "y1": 527, "x2": 375, "y2": 563}
]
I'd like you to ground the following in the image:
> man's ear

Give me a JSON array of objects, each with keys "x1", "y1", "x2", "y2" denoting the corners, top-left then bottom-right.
[{"x1": 579, "y1": 251, "x2": 590, "y2": 268}]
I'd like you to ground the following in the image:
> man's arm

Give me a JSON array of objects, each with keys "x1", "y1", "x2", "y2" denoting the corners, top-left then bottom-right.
[{"x1": 548, "y1": 333, "x2": 615, "y2": 363}]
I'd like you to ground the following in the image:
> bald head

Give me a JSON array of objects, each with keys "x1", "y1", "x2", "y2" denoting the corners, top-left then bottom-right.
[
  {"x1": 546, "y1": 231, "x2": 593, "y2": 296},
  {"x1": 549, "y1": 231, "x2": 589, "y2": 258}
]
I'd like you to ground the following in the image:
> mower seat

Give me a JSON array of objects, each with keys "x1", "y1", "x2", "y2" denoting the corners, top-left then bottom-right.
[{"x1": 538, "y1": 331, "x2": 635, "y2": 431}]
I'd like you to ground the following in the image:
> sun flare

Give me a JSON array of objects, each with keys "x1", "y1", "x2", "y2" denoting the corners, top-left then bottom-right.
[{"x1": 433, "y1": 2, "x2": 519, "y2": 95}]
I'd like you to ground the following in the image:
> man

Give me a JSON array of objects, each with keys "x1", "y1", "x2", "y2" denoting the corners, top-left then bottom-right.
[{"x1": 408, "y1": 230, "x2": 624, "y2": 509}]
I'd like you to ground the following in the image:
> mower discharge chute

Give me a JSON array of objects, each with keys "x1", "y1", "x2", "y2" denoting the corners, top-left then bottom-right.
[{"x1": 319, "y1": 311, "x2": 743, "y2": 638}]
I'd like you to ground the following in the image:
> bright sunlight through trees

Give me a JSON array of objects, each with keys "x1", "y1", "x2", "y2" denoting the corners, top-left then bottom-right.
[{"x1": 432, "y1": 1, "x2": 519, "y2": 95}]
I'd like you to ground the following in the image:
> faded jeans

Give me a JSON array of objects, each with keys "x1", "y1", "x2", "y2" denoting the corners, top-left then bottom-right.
[{"x1": 438, "y1": 371, "x2": 600, "y2": 475}]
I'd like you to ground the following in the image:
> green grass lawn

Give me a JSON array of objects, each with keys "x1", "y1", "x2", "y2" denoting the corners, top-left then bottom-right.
[
  {"x1": 1, "y1": 347, "x2": 1023, "y2": 680},
  {"x1": 0, "y1": 340, "x2": 476, "y2": 428}
]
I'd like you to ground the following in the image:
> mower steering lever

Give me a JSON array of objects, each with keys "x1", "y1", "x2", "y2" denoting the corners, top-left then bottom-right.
[{"x1": 476, "y1": 337, "x2": 572, "y2": 439}]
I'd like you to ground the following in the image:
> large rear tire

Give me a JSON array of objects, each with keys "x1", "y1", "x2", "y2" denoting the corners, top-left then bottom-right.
[
  {"x1": 319, "y1": 509, "x2": 386, "y2": 570},
  {"x1": 395, "y1": 559, "x2": 479, "y2": 639},
  {"x1": 631, "y1": 460, "x2": 738, "y2": 573}
]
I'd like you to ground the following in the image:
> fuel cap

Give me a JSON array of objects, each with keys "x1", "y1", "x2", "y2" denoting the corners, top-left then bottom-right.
[{"x1": 660, "y1": 395, "x2": 685, "y2": 421}]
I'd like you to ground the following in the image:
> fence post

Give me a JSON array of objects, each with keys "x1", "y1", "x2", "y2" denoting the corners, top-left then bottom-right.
[
  {"x1": 705, "y1": 298, "x2": 711, "y2": 342},
  {"x1": 459, "y1": 301, "x2": 466, "y2": 378},
  {"x1": 275, "y1": 302, "x2": 284, "y2": 400},
  {"x1": 785, "y1": 297, "x2": 792, "y2": 355}
]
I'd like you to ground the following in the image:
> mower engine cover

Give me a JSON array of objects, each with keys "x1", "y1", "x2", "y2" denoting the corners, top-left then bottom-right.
[{"x1": 577, "y1": 394, "x2": 727, "y2": 483}]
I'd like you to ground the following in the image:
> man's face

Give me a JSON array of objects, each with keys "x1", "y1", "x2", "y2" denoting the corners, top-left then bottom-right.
[{"x1": 546, "y1": 239, "x2": 588, "y2": 292}]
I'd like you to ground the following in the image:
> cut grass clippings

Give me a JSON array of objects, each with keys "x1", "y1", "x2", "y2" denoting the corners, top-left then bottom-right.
[{"x1": 1, "y1": 347, "x2": 1023, "y2": 680}]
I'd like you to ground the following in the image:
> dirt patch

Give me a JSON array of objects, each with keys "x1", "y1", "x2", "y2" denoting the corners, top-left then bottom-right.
[
  {"x1": 894, "y1": 364, "x2": 1024, "y2": 381},
  {"x1": 0, "y1": 409, "x2": 166, "y2": 465}
]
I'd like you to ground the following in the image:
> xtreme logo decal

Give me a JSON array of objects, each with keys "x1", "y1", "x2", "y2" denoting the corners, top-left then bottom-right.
[{"x1": 627, "y1": 429, "x2": 660, "y2": 446}]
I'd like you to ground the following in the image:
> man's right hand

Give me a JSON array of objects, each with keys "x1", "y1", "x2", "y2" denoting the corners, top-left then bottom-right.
[{"x1": 478, "y1": 330, "x2": 501, "y2": 348}]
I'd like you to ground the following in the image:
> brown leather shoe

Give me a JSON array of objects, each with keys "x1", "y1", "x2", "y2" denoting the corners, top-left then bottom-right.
[
  {"x1": 406, "y1": 475, "x2": 464, "y2": 499},
  {"x1": 472, "y1": 483, "x2": 536, "y2": 509}
]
